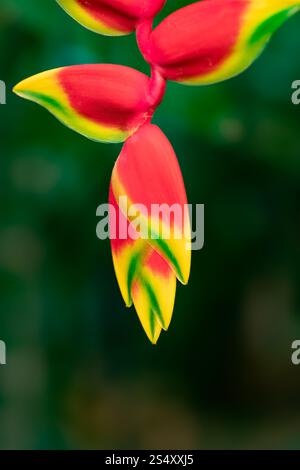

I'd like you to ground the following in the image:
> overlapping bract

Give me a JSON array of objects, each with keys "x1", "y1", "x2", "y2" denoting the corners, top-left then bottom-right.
[
  {"x1": 110, "y1": 124, "x2": 190, "y2": 343},
  {"x1": 56, "y1": 0, "x2": 166, "y2": 36},
  {"x1": 13, "y1": 0, "x2": 300, "y2": 342},
  {"x1": 143, "y1": 0, "x2": 300, "y2": 85}
]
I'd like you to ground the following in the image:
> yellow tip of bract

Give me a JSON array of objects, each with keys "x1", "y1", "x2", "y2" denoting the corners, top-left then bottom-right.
[
  {"x1": 12, "y1": 83, "x2": 22, "y2": 95},
  {"x1": 13, "y1": 70, "x2": 58, "y2": 102}
]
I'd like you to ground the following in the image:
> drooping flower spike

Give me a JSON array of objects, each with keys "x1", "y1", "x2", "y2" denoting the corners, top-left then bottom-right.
[
  {"x1": 56, "y1": 0, "x2": 166, "y2": 36},
  {"x1": 138, "y1": 0, "x2": 300, "y2": 85},
  {"x1": 14, "y1": 0, "x2": 300, "y2": 342},
  {"x1": 109, "y1": 124, "x2": 191, "y2": 343}
]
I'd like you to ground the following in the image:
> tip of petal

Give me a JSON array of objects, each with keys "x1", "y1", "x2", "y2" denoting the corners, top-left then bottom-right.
[
  {"x1": 179, "y1": 269, "x2": 190, "y2": 286},
  {"x1": 13, "y1": 79, "x2": 31, "y2": 98},
  {"x1": 172, "y1": 246, "x2": 191, "y2": 286},
  {"x1": 150, "y1": 331, "x2": 161, "y2": 345},
  {"x1": 148, "y1": 318, "x2": 162, "y2": 345},
  {"x1": 143, "y1": 319, "x2": 162, "y2": 345}
]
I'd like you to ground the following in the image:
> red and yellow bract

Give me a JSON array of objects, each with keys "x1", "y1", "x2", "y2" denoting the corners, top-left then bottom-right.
[
  {"x1": 13, "y1": 64, "x2": 153, "y2": 143},
  {"x1": 140, "y1": 0, "x2": 300, "y2": 85},
  {"x1": 56, "y1": 0, "x2": 166, "y2": 36}
]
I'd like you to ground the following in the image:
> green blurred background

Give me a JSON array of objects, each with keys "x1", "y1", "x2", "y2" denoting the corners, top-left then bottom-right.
[{"x1": 1, "y1": 0, "x2": 300, "y2": 450}]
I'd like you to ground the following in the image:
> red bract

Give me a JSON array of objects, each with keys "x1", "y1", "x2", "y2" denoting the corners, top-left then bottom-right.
[
  {"x1": 14, "y1": 0, "x2": 300, "y2": 343},
  {"x1": 142, "y1": 0, "x2": 246, "y2": 83}
]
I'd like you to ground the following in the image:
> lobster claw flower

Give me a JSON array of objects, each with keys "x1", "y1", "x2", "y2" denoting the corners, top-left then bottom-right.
[
  {"x1": 13, "y1": 64, "x2": 153, "y2": 143},
  {"x1": 145, "y1": 0, "x2": 300, "y2": 85},
  {"x1": 109, "y1": 124, "x2": 191, "y2": 343},
  {"x1": 56, "y1": 0, "x2": 166, "y2": 36}
]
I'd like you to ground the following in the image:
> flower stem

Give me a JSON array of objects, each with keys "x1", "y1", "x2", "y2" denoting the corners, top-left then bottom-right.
[
  {"x1": 136, "y1": 18, "x2": 153, "y2": 64},
  {"x1": 148, "y1": 66, "x2": 166, "y2": 110}
]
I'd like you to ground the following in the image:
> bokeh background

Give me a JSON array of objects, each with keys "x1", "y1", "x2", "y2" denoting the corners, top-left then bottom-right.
[{"x1": 1, "y1": 0, "x2": 300, "y2": 450}]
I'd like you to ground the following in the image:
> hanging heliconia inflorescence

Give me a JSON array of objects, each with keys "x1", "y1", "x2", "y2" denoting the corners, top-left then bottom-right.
[{"x1": 14, "y1": 0, "x2": 300, "y2": 343}]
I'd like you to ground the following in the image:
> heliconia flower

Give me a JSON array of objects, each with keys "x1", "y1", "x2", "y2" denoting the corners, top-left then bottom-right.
[
  {"x1": 141, "y1": 0, "x2": 300, "y2": 85},
  {"x1": 109, "y1": 123, "x2": 191, "y2": 343},
  {"x1": 16, "y1": 0, "x2": 298, "y2": 345},
  {"x1": 13, "y1": 64, "x2": 154, "y2": 143},
  {"x1": 56, "y1": 0, "x2": 166, "y2": 36}
]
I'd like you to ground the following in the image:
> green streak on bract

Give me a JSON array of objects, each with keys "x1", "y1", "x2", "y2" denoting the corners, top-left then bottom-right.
[
  {"x1": 143, "y1": 279, "x2": 165, "y2": 329},
  {"x1": 249, "y1": 8, "x2": 296, "y2": 46},
  {"x1": 149, "y1": 309, "x2": 156, "y2": 340},
  {"x1": 24, "y1": 91, "x2": 67, "y2": 115},
  {"x1": 155, "y1": 236, "x2": 183, "y2": 283}
]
